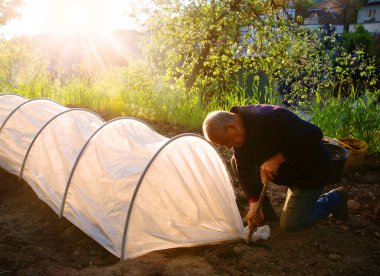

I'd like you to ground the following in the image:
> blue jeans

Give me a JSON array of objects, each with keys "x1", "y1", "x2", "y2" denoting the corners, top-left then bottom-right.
[{"x1": 280, "y1": 186, "x2": 341, "y2": 231}]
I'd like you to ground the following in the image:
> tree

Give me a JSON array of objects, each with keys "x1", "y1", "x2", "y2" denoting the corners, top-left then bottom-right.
[
  {"x1": 292, "y1": 0, "x2": 314, "y2": 20},
  {"x1": 0, "y1": 0, "x2": 23, "y2": 25},
  {"x1": 275, "y1": 27, "x2": 331, "y2": 106},
  {"x1": 341, "y1": 0, "x2": 367, "y2": 33},
  {"x1": 144, "y1": 0, "x2": 378, "y2": 104},
  {"x1": 144, "y1": 0, "x2": 290, "y2": 91}
]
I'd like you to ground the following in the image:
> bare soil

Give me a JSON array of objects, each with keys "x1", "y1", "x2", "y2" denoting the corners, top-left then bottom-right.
[{"x1": 0, "y1": 123, "x2": 379, "y2": 275}]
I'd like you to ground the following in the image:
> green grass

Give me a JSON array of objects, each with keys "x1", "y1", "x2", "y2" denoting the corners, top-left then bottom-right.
[
  {"x1": 310, "y1": 89, "x2": 380, "y2": 153},
  {"x1": 5, "y1": 64, "x2": 267, "y2": 129},
  {"x1": 2, "y1": 63, "x2": 379, "y2": 153}
]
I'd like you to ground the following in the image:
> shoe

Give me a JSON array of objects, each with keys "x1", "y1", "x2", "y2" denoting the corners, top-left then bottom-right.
[{"x1": 331, "y1": 187, "x2": 349, "y2": 220}]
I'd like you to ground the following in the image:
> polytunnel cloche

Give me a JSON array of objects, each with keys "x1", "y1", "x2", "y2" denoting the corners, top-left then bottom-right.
[{"x1": 0, "y1": 94, "x2": 246, "y2": 259}]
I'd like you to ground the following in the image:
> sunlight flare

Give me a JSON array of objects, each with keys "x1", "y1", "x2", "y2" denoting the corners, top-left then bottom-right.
[
  {"x1": 2, "y1": 0, "x2": 142, "y2": 38},
  {"x1": 63, "y1": 4, "x2": 88, "y2": 31}
]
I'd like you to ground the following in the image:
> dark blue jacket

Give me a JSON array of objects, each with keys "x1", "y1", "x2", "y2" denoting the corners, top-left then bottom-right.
[{"x1": 231, "y1": 105, "x2": 331, "y2": 199}]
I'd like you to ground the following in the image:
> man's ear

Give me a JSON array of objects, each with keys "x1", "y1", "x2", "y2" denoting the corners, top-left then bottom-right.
[{"x1": 225, "y1": 122, "x2": 235, "y2": 131}]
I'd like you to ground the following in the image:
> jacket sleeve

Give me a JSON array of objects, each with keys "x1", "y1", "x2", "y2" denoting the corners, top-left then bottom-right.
[
  {"x1": 275, "y1": 109, "x2": 323, "y2": 162},
  {"x1": 233, "y1": 148, "x2": 262, "y2": 199}
]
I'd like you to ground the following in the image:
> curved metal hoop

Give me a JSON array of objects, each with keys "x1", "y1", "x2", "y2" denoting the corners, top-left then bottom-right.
[
  {"x1": 119, "y1": 133, "x2": 230, "y2": 260},
  {"x1": 0, "y1": 98, "x2": 62, "y2": 135},
  {"x1": 59, "y1": 117, "x2": 156, "y2": 219},
  {"x1": 18, "y1": 108, "x2": 104, "y2": 180}
]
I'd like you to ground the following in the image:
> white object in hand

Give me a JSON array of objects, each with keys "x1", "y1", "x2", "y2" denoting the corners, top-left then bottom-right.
[{"x1": 241, "y1": 225, "x2": 270, "y2": 242}]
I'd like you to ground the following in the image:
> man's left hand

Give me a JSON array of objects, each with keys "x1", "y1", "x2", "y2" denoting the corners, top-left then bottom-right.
[{"x1": 246, "y1": 201, "x2": 265, "y2": 228}]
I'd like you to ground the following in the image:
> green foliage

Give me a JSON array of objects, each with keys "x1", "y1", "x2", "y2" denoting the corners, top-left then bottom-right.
[
  {"x1": 277, "y1": 24, "x2": 379, "y2": 103},
  {"x1": 330, "y1": 48, "x2": 378, "y2": 95},
  {"x1": 342, "y1": 24, "x2": 380, "y2": 71},
  {"x1": 0, "y1": 38, "x2": 50, "y2": 92},
  {"x1": 146, "y1": 3, "x2": 379, "y2": 105},
  {"x1": 2, "y1": 55, "x2": 254, "y2": 128},
  {"x1": 310, "y1": 89, "x2": 380, "y2": 153},
  {"x1": 293, "y1": 0, "x2": 314, "y2": 20},
  {"x1": 275, "y1": 27, "x2": 331, "y2": 105},
  {"x1": 1, "y1": 17, "x2": 379, "y2": 152},
  {"x1": 0, "y1": 0, "x2": 22, "y2": 25},
  {"x1": 323, "y1": 24, "x2": 379, "y2": 96},
  {"x1": 344, "y1": 0, "x2": 368, "y2": 25},
  {"x1": 343, "y1": 24, "x2": 374, "y2": 54},
  {"x1": 145, "y1": 0, "x2": 287, "y2": 92}
]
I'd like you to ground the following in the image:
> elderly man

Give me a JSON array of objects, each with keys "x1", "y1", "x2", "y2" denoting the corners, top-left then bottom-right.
[{"x1": 203, "y1": 104, "x2": 348, "y2": 231}]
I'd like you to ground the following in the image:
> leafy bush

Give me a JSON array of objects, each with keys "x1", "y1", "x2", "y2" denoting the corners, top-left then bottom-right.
[
  {"x1": 342, "y1": 24, "x2": 374, "y2": 54},
  {"x1": 330, "y1": 48, "x2": 378, "y2": 96},
  {"x1": 276, "y1": 24, "x2": 379, "y2": 105}
]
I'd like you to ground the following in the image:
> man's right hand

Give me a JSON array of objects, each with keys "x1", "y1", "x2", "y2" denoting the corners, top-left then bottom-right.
[
  {"x1": 260, "y1": 152, "x2": 286, "y2": 184},
  {"x1": 246, "y1": 201, "x2": 264, "y2": 229}
]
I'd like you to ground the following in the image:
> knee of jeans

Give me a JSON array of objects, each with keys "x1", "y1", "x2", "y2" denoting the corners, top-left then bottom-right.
[{"x1": 280, "y1": 214, "x2": 303, "y2": 232}]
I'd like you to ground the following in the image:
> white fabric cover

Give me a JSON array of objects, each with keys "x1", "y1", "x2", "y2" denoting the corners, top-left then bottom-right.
[
  {"x1": 0, "y1": 95, "x2": 250, "y2": 260},
  {"x1": 125, "y1": 135, "x2": 243, "y2": 258},
  {"x1": 21, "y1": 110, "x2": 104, "y2": 214},
  {"x1": 63, "y1": 119, "x2": 169, "y2": 257},
  {"x1": 0, "y1": 99, "x2": 67, "y2": 174},
  {"x1": 0, "y1": 94, "x2": 28, "y2": 127}
]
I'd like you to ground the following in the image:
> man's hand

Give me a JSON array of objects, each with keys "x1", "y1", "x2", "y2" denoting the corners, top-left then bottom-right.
[
  {"x1": 260, "y1": 153, "x2": 286, "y2": 184},
  {"x1": 245, "y1": 201, "x2": 264, "y2": 229}
]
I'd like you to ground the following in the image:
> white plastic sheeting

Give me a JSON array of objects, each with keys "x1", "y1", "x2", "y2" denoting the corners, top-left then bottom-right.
[
  {"x1": 0, "y1": 94, "x2": 27, "y2": 127},
  {"x1": 63, "y1": 118, "x2": 169, "y2": 257},
  {"x1": 0, "y1": 98, "x2": 67, "y2": 175},
  {"x1": 0, "y1": 94, "x2": 248, "y2": 260},
  {"x1": 21, "y1": 109, "x2": 104, "y2": 214},
  {"x1": 123, "y1": 135, "x2": 243, "y2": 259}
]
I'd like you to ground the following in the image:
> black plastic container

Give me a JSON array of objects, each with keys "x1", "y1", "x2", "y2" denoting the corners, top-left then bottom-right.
[{"x1": 326, "y1": 143, "x2": 350, "y2": 183}]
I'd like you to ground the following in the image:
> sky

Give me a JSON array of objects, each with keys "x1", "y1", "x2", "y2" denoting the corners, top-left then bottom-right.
[{"x1": 1, "y1": 0, "x2": 143, "y2": 38}]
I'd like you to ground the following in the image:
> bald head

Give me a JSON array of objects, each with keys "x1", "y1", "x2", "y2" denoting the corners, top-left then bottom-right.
[
  {"x1": 203, "y1": 111, "x2": 235, "y2": 141},
  {"x1": 203, "y1": 110, "x2": 245, "y2": 148}
]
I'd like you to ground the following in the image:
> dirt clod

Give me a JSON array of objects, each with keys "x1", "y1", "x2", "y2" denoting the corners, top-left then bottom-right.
[{"x1": 328, "y1": 254, "x2": 341, "y2": 261}]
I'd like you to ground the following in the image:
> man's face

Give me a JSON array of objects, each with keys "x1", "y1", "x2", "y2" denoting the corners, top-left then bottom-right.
[{"x1": 210, "y1": 124, "x2": 244, "y2": 149}]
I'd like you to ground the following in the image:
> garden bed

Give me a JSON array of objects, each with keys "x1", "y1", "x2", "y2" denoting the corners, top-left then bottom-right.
[{"x1": 0, "y1": 124, "x2": 379, "y2": 275}]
